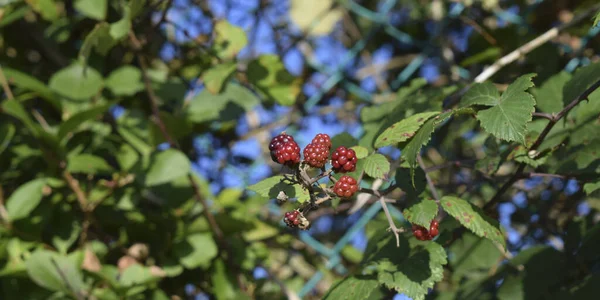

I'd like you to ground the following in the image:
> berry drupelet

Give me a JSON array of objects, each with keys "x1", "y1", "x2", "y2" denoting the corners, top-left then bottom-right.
[
  {"x1": 334, "y1": 176, "x2": 359, "y2": 198},
  {"x1": 331, "y1": 146, "x2": 358, "y2": 173}
]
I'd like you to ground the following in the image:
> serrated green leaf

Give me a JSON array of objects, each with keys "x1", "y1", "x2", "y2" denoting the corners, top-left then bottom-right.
[
  {"x1": 474, "y1": 74, "x2": 536, "y2": 143},
  {"x1": 6, "y1": 178, "x2": 47, "y2": 221},
  {"x1": 461, "y1": 82, "x2": 499, "y2": 107},
  {"x1": 145, "y1": 149, "x2": 191, "y2": 186},
  {"x1": 363, "y1": 153, "x2": 390, "y2": 179},
  {"x1": 563, "y1": 62, "x2": 600, "y2": 107},
  {"x1": 350, "y1": 146, "x2": 369, "y2": 159},
  {"x1": 440, "y1": 196, "x2": 505, "y2": 248},
  {"x1": 403, "y1": 199, "x2": 438, "y2": 228},
  {"x1": 67, "y1": 154, "x2": 114, "y2": 174},
  {"x1": 203, "y1": 62, "x2": 237, "y2": 94},
  {"x1": 247, "y1": 175, "x2": 310, "y2": 203},
  {"x1": 174, "y1": 233, "x2": 218, "y2": 269},
  {"x1": 323, "y1": 275, "x2": 381, "y2": 300},
  {"x1": 74, "y1": 0, "x2": 107, "y2": 20},
  {"x1": 49, "y1": 63, "x2": 104, "y2": 101},
  {"x1": 213, "y1": 20, "x2": 248, "y2": 59},
  {"x1": 532, "y1": 71, "x2": 570, "y2": 113},
  {"x1": 374, "y1": 111, "x2": 439, "y2": 148},
  {"x1": 363, "y1": 233, "x2": 447, "y2": 300},
  {"x1": 105, "y1": 66, "x2": 144, "y2": 96}
]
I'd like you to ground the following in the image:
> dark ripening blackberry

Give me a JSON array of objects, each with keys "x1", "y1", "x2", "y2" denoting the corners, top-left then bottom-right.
[
  {"x1": 269, "y1": 133, "x2": 295, "y2": 163},
  {"x1": 303, "y1": 143, "x2": 329, "y2": 168},
  {"x1": 284, "y1": 210, "x2": 301, "y2": 227},
  {"x1": 311, "y1": 133, "x2": 332, "y2": 150},
  {"x1": 275, "y1": 141, "x2": 301, "y2": 166},
  {"x1": 334, "y1": 175, "x2": 359, "y2": 198},
  {"x1": 331, "y1": 146, "x2": 358, "y2": 173},
  {"x1": 412, "y1": 219, "x2": 440, "y2": 241}
]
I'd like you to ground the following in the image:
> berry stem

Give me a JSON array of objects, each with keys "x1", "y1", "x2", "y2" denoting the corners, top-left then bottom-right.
[
  {"x1": 310, "y1": 169, "x2": 334, "y2": 184},
  {"x1": 379, "y1": 196, "x2": 405, "y2": 247}
]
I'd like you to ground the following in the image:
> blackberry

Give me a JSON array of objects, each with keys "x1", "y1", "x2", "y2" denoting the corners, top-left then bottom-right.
[
  {"x1": 284, "y1": 210, "x2": 311, "y2": 230},
  {"x1": 303, "y1": 143, "x2": 329, "y2": 168},
  {"x1": 412, "y1": 219, "x2": 440, "y2": 241},
  {"x1": 269, "y1": 133, "x2": 295, "y2": 163},
  {"x1": 311, "y1": 133, "x2": 332, "y2": 149},
  {"x1": 274, "y1": 141, "x2": 301, "y2": 166},
  {"x1": 333, "y1": 175, "x2": 359, "y2": 198},
  {"x1": 331, "y1": 146, "x2": 358, "y2": 173}
]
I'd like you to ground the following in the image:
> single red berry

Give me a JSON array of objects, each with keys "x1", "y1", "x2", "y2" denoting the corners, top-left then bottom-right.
[
  {"x1": 331, "y1": 146, "x2": 358, "y2": 173},
  {"x1": 431, "y1": 220, "x2": 439, "y2": 228},
  {"x1": 429, "y1": 227, "x2": 439, "y2": 237},
  {"x1": 303, "y1": 143, "x2": 329, "y2": 168},
  {"x1": 414, "y1": 229, "x2": 424, "y2": 239},
  {"x1": 269, "y1": 133, "x2": 295, "y2": 163},
  {"x1": 274, "y1": 141, "x2": 301, "y2": 166},
  {"x1": 333, "y1": 175, "x2": 359, "y2": 198},
  {"x1": 311, "y1": 133, "x2": 332, "y2": 149}
]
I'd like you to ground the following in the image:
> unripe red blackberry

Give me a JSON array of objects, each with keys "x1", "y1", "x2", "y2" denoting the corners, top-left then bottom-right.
[
  {"x1": 311, "y1": 133, "x2": 332, "y2": 149},
  {"x1": 269, "y1": 133, "x2": 295, "y2": 163},
  {"x1": 284, "y1": 210, "x2": 311, "y2": 230},
  {"x1": 331, "y1": 146, "x2": 357, "y2": 173},
  {"x1": 412, "y1": 219, "x2": 440, "y2": 241},
  {"x1": 333, "y1": 175, "x2": 358, "y2": 198},
  {"x1": 303, "y1": 143, "x2": 329, "y2": 168},
  {"x1": 274, "y1": 141, "x2": 301, "y2": 166}
]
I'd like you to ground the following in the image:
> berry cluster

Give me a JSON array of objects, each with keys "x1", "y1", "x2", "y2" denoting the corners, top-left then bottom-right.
[
  {"x1": 269, "y1": 133, "x2": 300, "y2": 166},
  {"x1": 284, "y1": 210, "x2": 310, "y2": 230},
  {"x1": 412, "y1": 220, "x2": 439, "y2": 241},
  {"x1": 334, "y1": 176, "x2": 358, "y2": 198},
  {"x1": 331, "y1": 146, "x2": 358, "y2": 173}
]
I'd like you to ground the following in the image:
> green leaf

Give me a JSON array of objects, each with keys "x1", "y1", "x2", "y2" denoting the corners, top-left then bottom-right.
[
  {"x1": 1, "y1": 67, "x2": 60, "y2": 108},
  {"x1": 401, "y1": 112, "x2": 452, "y2": 177},
  {"x1": 0, "y1": 123, "x2": 16, "y2": 156},
  {"x1": 116, "y1": 143, "x2": 139, "y2": 171},
  {"x1": 290, "y1": 0, "x2": 342, "y2": 36},
  {"x1": 474, "y1": 74, "x2": 536, "y2": 143},
  {"x1": 323, "y1": 275, "x2": 381, "y2": 300},
  {"x1": 28, "y1": 0, "x2": 59, "y2": 21},
  {"x1": 149, "y1": 111, "x2": 192, "y2": 147},
  {"x1": 185, "y1": 82, "x2": 260, "y2": 123},
  {"x1": 67, "y1": 154, "x2": 114, "y2": 174},
  {"x1": 26, "y1": 250, "x2": 86, "y2": 294},
  {"x1": 213, "y1": 20, "x2": 248, "y2": 59},
  {"x1": 49, "y1": 63, "x2": 104, "y2": 101},
  {"x1": 403, "y1": 199, "x2": 438, "y2": 228},
  {"x1": 211, "y1": 259, "x2": 249, "y2": 300},
  {"x1": 6, "y1": 178, "x2": 47, "y2": 221},
  {"x1": 51, "y1": 205, "x2": 81, "y2": 254},
  {"x1": 203, "y1": 63, "x2": 237, "y2": 94},
  {"x1": 461, "y1": 82, "x2": 500, "y2": 107},
  {"x1": 584, "y1": 181, "x2": 600, "y2": 195},
  {"x1": 363, "y1": 153, "x2": 390, "y2": 179},
  {"x1": 145, "y1": 149, "x2": 191, "y2": 186},
  {"x1": 350, "y1": 146, "x2": 369, "y2": 159},
  {"x1": 247, "y1": 175, "x2": 310, "y2": 203},
  {"x1": 374, "y1": 111, "x2": 439, "y2": 148},
  {"x1": 247, "y1": 55, "x2": 301, "y2": 106},
  {"x1": 449, "y1": 232, "x2": 503, "y2": 280},
  {"x1": 594, "y1": 11, "x2": 600, "y2": 27},
  {"x1": 58, "y1": 104, "x2": 112, "y2": 141},
  {"x1": 331, "y1": 132, "x2": 358, "y2": 151},
  {"x1": 105, "y1": 66, "x2": 144, "y2": 96},
  {"x1": 78, "y1": 22, "x2": 113, "y2": 62},
  {"x1": 120, "y1": 264, "x2": 158, "y2": 287},
  {"x1": 175, "y1": 233, "x2": 218, "y2": 269},
  {"x1": 129, "y1": 0, "x2": 146, "y2": 19},
  {"x1": 1, "y1": 99, "x2": 40, "y2": 136},
  {"x1": 440, "y1": 196, "x2": 505, "y2": 248},
  {"x1": 74, "y1": 0, "x2": 107, "y2": 20},
  {"x1": 532, "y1": 71, "x2": 570, "y2": 113},
  {"x1": 363, "y1": 233, "x2": 447, "y2": 300},
  {"x1": 563, "y1": 62, "x2": 600, "y2": 107}
]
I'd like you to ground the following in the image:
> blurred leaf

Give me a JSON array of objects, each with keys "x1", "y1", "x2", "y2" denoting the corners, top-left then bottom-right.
[
  {"x1": 213, "y1": 20, "x2": 248, "y2": 59},
  {"x1": 363, "y1": 153, "x2": 390, "y2": 179},
  {"x1": 532, "y1": 71, "x2": 570, "y2": 113},
  {"x1": 49, "y1": 63, "x2": 103, "y2": 101},
  {"x1": 350, "y1": 146, "x2": 369, "y2": 159},
  {"x1": 6, "y1": 178, "x2": 47, "y2": 221},
  {"x1": 1, "y1": 99, "x2": 40, "y2": 136},
  {"x1": 403, "y1": 199, "x2": 438, "y2": 228},
  {"x1": 185, "y1": 82, "x2": 260, "y2": 123},
  {"x1": 374, "y1": 111, "x2": 439, "y2": 148},
  {"x1": 149, "y1": 111, "x2": 192, "y2": 147},
  {"x1": 174, "y1": 233, "x2": 218, "y2": 269},
  {"x1": 203, "y1": 62, "x2": 237, "y2": 94},
  {"x1": 584, "y1": 181, "x2": 600, "y2": 195},
  {"x1": 247, "y1": 55, "x2": 301, "y2": 106},
  {"x1": 242, "y1": 220, "x2": 278, "y2": 242},
  {"x1": 58, "y1": 104, "x2": 112, "y2": 141},
  {"x1": 449, "y1": 233, "x2": 502, "y2": 279},
  {"x1": 105, "y1": 66, "x2": 144, "y2": 96},
  {"x1": 120, "y1": 264, "x2": 158, "y2": 287},
  {"x1": 67, "y1": 154, "x2": 114, "y2": 174},
  {"x1": 563, "y1": 62, "x2": 600, "y2": 107},
  {"x1": 331, "y1": 132, "x2": 358, "y2": 151},
  {"x1": 145, "y1": 149, "x2": 191, "y2": 186},
  {"x1": 212, "y1": 259, "x2": 249, "y2": 300},
  {"x1": 290, "y1": 0, "x2": 342, "y2": 36},
  {"x1": 247, "y1": 175, "x2": 310, "y2": 203},
  {"x1": 51, "y1": 205, "x2": 81, "y2": 254},
  {"x1": 323, "y1": 275, "x2": 381, "y2": 300},
  {"x1": 74, "y1": 0, "x2": 107, "y2": 20},
  {"x1": 116, "y1": 143, "x2": 140, "y2": 171},
  {"x1": 440, "y1": 196, "x2": 505, "y2": 248},
  {"x1": 460, "y1": 47, "x2": 501, "y2": 67},
  {"x1": 26, "y1": 250, "x2": 86, "y2": 295},
  {"x1": 0, "y1": 123, "x2": 15, "y2": 155},
  {"x1": 1, "y1": 67, "x2": 60, "y2": 109},
  {"x1": 27, "y1": 0, "x2": 59, "y2": 21}
]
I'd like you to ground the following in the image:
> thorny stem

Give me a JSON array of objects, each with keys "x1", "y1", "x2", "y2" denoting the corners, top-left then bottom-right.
[{"x1": 379, "y1": 196, "x2": 404, "y2": 247}]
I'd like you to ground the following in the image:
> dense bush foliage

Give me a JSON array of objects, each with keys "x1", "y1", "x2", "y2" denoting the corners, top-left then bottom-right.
[{"x1": 0, "y1": 0, "x2": 599, "y2": 299}]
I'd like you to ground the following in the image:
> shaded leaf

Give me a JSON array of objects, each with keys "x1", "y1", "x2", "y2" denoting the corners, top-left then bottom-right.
[
  {"x1": 6, "y1": 178, "x2": 47, "y2": 221},
  {"x1": 26, "y1": 250, "x2": 86, "y2": 294},
  {"x1": 403, "y1": 199, "x2": 438, "y2": 228},
  {"x1": 247, "y1": 175, "x2": 310, "y2": 203},
  {"x1": 105, "y1": 66, "x2": 144, "y2": 96},
  {"x1": 145, "y1": 149, "x2": 191, "y2": 186},
  {"x1": 0, "y1": 123, "x2": 16, "y2": 156},
  {"x1": 374, "y1": 111, "x2": 439, "y2": 148},
  {"x1": 203, "y1": 62, "x2": 237, "y2": 94},
  {"x1": 247, "y1": 54, "x2": 301, "y2": 106},
  {"x1": 185, "y1": 82, "x2": 260, "y2": 123},
  {"x1": 49, "y1": 63, "x2": 103, "y2": 101},
  {"x1": 174, "y1": 233, "x2": 218, "y2": 269},
  {"x1": 563, "y1": 62, "x2": 600, "y2": 107},
  {"x1": 532, "y1": 71, "x2": 570, "y2": 113},
  {"x1": 74, "y1": 0, "x2": 107, "y2": 20},
  {"x1": 58, "y1": 104, "x2": 112, "y2": 141},
  {"x1": 323, "y1": 275, "x2": 382, "y2": 300},
  {"x1": 67, "y1": 154, "x2": 114, "y2": 174},
  {"x1": 290, "y1": 0, "x2": 342, "y2": 36},
  {"x1": 213, "y1": 20, "x2": 248, "y2": 59}
]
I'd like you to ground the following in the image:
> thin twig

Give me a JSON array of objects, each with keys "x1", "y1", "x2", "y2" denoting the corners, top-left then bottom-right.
[
  {"x1": 379, "y1": 196, "x2": 404, "y2": 247},
  {"x1": 532, "y1": 112, "x2": 554, "y2": 121}
]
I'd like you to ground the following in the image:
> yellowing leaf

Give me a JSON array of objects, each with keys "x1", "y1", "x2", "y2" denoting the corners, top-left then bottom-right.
[{"x1": 290, "y1": 0, "x2": 342, "y2": 36}]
